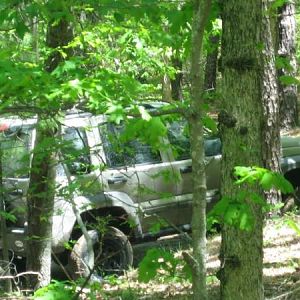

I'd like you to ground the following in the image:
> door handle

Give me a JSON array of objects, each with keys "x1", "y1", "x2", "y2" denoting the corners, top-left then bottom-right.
[
  {"x1": 180, "y1": 166, "x2": 192, "y2": 174},
  {"x1": 107, "y1": 176, "x2": 128, "y2": 184}
]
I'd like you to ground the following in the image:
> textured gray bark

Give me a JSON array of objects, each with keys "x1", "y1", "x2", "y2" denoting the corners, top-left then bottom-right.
[
  {"x1": 278, "y1": 2, "x2": 298, "y2": 130},
  {"x1": 186, "y1": 1, "x2": 212, "y2": 299},
  {"x1": 219, "y1": 1, "x2": 264, "y2": 299},
  {"x1": 261, "y1": 1, "x2": 281, "y2": 205}
]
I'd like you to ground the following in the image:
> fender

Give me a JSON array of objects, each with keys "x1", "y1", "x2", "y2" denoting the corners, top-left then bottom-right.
[
  {"x1": 281, "y1": 155, "x2": 300, "y2": 174},
  {"x1": 52, "y1": 191, "x2": 143, "y2": 251}
]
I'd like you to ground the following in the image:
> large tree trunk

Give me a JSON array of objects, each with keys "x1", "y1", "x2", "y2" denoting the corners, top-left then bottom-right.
[
  {"x1": 26, "y1": 12, "x2": 73, "y2": 289},
  {"x1": 278, "y1": 2, "x2": 298, "y2": 130},
  {"x1": 183, "y1": 1, "x2": 212, "y2": 299},
  {"x1": 219, "y1": 1, "x2": 264, "y2": 299}
]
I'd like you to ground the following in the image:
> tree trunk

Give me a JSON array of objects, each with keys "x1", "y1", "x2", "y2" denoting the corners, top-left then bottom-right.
[
  {"x1": 184, "y1": 1, "x2": 212, "y2": 299},
  {"x1": 219, "y1": 1, "x2": 264, "y2": 299},
  {"x1": 162, "y1": 56, "x2": 183, "y2": 103},
  {"x1": 170, "y1": 57, "x2": 184, "y2": 102},
  {"x1": 26, "y1": 122, "x2": 57, "y2": 289},
  {"x1": 0, "y1": 148, "x2": 12, "y2": 292},
  {"x1": 204, "y1": 34, "x2": 219, "y2": 91},
  {"x1": 26, "y1": 12, "x2": 73, "y2": 289},
  {"x1": 261, "y1": 0, "x2": 281, "y2": 205},
  {"x1": 278, "y1": 2, "x2": 298, "y2": 130}
]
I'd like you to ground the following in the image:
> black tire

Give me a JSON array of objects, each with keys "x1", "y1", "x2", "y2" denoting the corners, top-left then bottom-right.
[{"x1": 69, "y1": 226, "x2": 133, "y2": 279}]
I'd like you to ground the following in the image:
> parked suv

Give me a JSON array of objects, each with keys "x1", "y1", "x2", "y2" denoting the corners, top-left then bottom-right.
[{"x1": 0, "y1": 108, "x2": 299, "y2": 279}]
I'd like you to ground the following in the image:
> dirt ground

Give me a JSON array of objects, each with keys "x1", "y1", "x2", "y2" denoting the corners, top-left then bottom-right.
[
  {"x1": 2, "y1": 215, "x2": 300, "y2": 299},
  {"x1": 127, "y1": 214, "x2": 300, "y2": 299}
]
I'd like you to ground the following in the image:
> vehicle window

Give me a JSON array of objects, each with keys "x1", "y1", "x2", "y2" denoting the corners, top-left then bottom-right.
[
  {"x1": 167, "y1": 120, "x2": 190, "y2": 160},
  {"x1": 63, "y1": 127, "x2": 91, "y2": 175},
  {"x1": 1, "y1": 126, "x2": 32, "y2": 178},
  {"x1": 167, "y1": 120, "x2": 221, "y2": 160},
  {"x1": 99, "y1": 122, "x2": 161, "y2": 168}
]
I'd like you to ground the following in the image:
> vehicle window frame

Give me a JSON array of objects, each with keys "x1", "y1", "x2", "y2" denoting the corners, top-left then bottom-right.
[
  {"x1": 0, "y1": 125, "x2": 34, "y2": 178},
  {"x1": 62, "y1": 126, "x2": 92, "y2": 175},
  {"x1": 98, "y1": 121, "x2": 163, "y2": 169}
]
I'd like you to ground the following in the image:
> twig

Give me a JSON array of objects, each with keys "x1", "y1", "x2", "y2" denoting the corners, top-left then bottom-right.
[
  {"x1": 0, "y1": 271, "x2": 41, "y2": 280},
  {"x1": 266, "y1": 283, "x2": 300, "y2": 300},
  {"x1": 51, "y1": 251, "x2": 73, "y2": 282}
]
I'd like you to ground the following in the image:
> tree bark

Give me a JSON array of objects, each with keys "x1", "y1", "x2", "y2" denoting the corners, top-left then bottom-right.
[
  {"x1": 204, "y1": 34, "x2": 219, "y2": 91},
  {"x1": 170, "y1": 57, "x2": 184, "y2": 101},
  {"x1": 0, "y1": 148, "x2": 12, "y2": 292},
  {"x1": 278, "y1": 2, "x2": 298, "y2": 130},
  {"x1": 219, "y1": 1, "x2": 264, "y2": 299},
  {"x1": 26, "y1": 122, "x2": 57, "y2": 289},
  {"x1": 26, "y1": 11, "x2": 73, "y2": 289},
  {"x1": 261, "y1": 0, "x2": 281, "y2": 205},
  {"x1": 186, "y1": 1, "x2": 212, "y2": 299}
]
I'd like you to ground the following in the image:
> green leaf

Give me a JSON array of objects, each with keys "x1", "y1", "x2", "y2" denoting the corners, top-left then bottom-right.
[
  {"x1": 259, "y1": 172, "x2": 274, "y2": 190},
  {"x1": 249, "y1": 193, "x2": 266, "y2": 206},
  {"x1": 224, "y1": 203, "x2": 240, "y2": 225},
  {"x1": 275, "y1": 56, "x2": 293, "y2": 71},
  {"x1": 34, "y1": 280, "x2": 74, "y2": 300},
  {"x1": 239, "y1": 209, "x2": 254, "y2": 231},
  {"x1": 138, "y1": 248, "x2": 163, "y2": 283},
  {"x1": 15, "y1": 21, "x2": 29, "y2": 39},
  {"x1": 114, "y1": 12, "x2": 124, "y2": 23},
  {"x1": 207, "y1": 196, "x2": 231, "y2": 217},
  {"x1": 0, "y1": 211, "x2": 16, "y2": 223},
  {"x1": 203, "y1": 115, "x2": 217, "y2": 134},
  {"x1": 286, "y1": 219, "x2": 300, "y2": 236},
  {"x1": 270, "y1": 0, "x2": 288, "y2": 9},
  {"x1": 138, "y1": 248, "x2": 180, "y2": 283},
  {"x1": 279, "y1": 75, "x2": 299, "y2": 86},
  {"x1": 106, "y1": 103, "x2": 124, "y2": 124}
]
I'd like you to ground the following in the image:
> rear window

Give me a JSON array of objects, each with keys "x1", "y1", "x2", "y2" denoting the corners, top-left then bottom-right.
[
  {"x1": 62, "y1": 127, "x2": 91, "y2": 175},
  {"x1": 1, "y1": 126, "x2": 32, "y2": 178},
  {"x1": 167, "y1": 120, "x2": 221, "y2": 160},
  {"x1": 99, "y1": 122, "x2": 161, "y2": 168}
]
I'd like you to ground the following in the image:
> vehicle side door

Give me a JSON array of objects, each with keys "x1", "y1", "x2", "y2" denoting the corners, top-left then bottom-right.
[
  {"x1": 166, "y1": 120, "x2": 221, "y2": 227},
  {"x1": 97, "y1": 120, "x2": 181, "y2": 234}
]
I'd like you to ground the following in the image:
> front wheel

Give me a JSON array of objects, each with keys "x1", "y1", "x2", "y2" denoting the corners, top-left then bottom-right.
[
  {"x1": 282, "y1": 186, "x2": 300, "y2": 213},
  {"x1": 69, "y1": 226, "x2": 133, "y2": 280}
]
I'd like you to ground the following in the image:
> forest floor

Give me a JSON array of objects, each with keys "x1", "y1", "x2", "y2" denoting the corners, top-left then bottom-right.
[
  {"x1": 2, "y1": 214, "x2": 300, "y2": 299},
  {"x1": 92, "y1": 213, "x2": 300, "y2": 300}
]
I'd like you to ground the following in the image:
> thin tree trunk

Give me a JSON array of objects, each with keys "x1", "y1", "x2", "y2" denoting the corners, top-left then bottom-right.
[
  {"x1": 171, "y1": 57, "x2": 183, "y2": 101},
  {"x1": 278, "y1": 2, "x2": 298, "y2": 130},
  {"x1": 183, "y1": 1, "x2": 212, "y2": 299},
  {"x1": 0, "y1": 147, "x2": 12, "y2": 292},
  {"x1": 219, "y1": 1, "x2": 264, "y2": 299},
  {"x1": 204, "y1": 34, "x2": 219, "y2": 91},
  {"x1": 162, "y1": 56, "x2": 183, "y2": 103},
  {"x1": 262, "y1": 0, "x2": 281, "y2": 205},
  {"x1": 26, "y1": 123, "x2": 57, "y2": 289}
]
